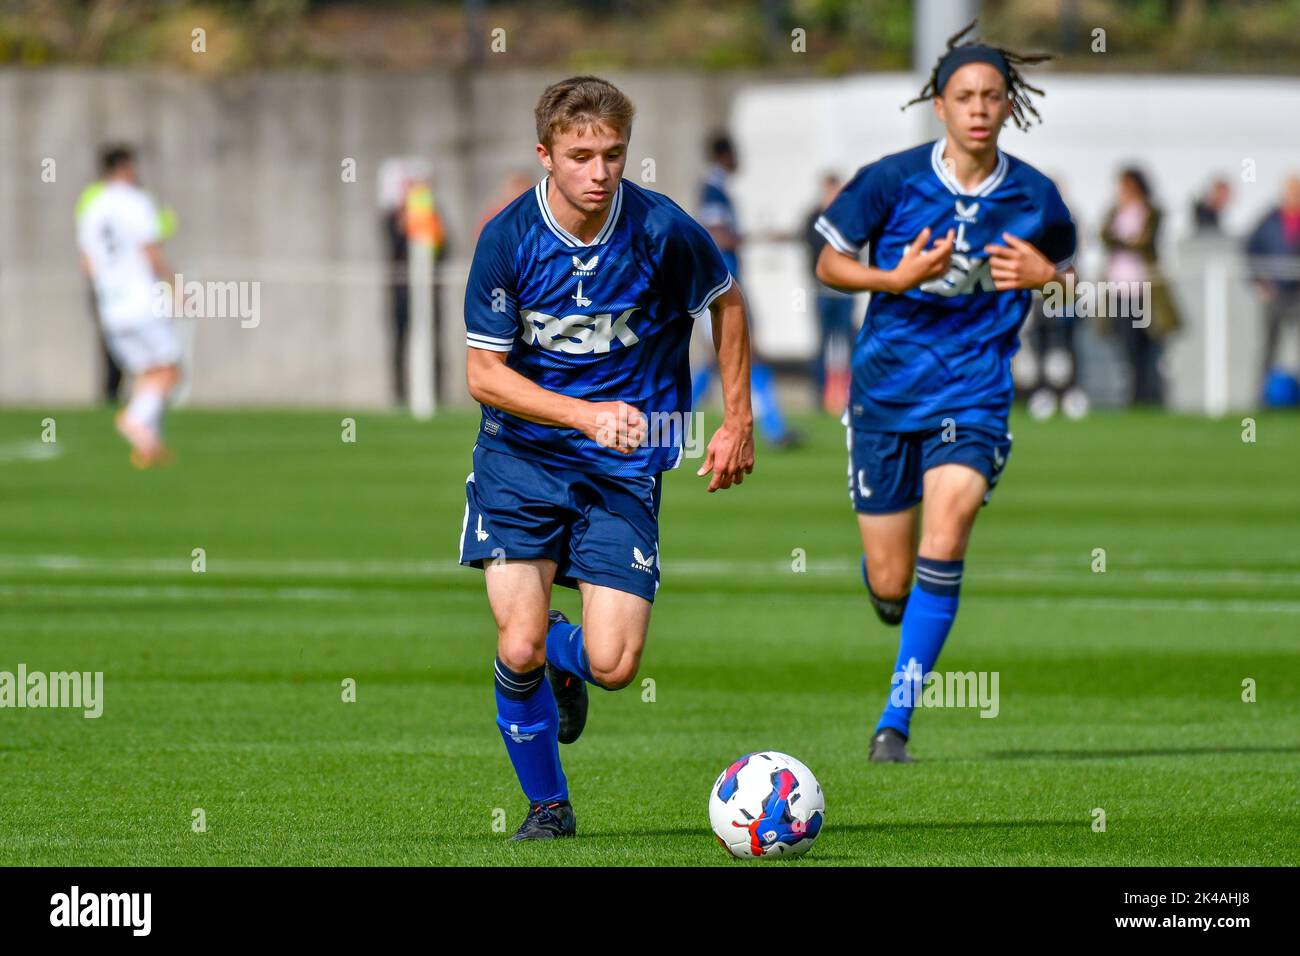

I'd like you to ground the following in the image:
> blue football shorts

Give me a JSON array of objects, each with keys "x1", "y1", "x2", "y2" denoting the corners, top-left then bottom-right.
[
  {"x1": 846, "y1": 419, "x2": 1013, "y2": 515},
  {"x1": 459, "y1": 444, "x2": 664, "y2": 603}
]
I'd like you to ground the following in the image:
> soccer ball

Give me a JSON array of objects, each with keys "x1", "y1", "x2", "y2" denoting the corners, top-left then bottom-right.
[{"x1": 709, "y1": 751, "x2": 825, "y2": 859}]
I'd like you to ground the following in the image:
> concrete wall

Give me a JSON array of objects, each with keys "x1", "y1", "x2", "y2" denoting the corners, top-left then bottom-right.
[
  {"x1": 4, "y1": 67, "x2": 1297, "y2": 410},
  {"x1": 0, "y1": 68, "x2": 747, "y2": 408}
]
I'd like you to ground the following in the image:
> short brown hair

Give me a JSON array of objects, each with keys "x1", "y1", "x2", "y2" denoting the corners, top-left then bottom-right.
[{"x1": 535, "y1": 75, "x2": 635, "y2": 148}]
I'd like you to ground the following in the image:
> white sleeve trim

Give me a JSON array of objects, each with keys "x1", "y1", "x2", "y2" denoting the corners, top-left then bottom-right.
[
  {"x1": 1054, "y1": 255, "x2": 1076, "y2": 271},
  {"x1": 687, "y1": 273, "x2": 734, "y2": 319},
  {"x1": 814, "y1": 215, "x2": 860, "y2": 256},
  {"x1": 466, "y1": 335, "x2": 513, "y2": 352}
]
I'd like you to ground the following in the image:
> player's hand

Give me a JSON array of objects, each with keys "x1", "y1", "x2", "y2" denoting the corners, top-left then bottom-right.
[
  {"x1": 579, "y1": 400, "x2": 648, "y2": 455},
  {"x1": 889, "y1": 227, "x2": 955, "y2": 292},
  {"x1": 984, "y1": 233, "x2": 1057, "y2": 291},
  {"x1": 697, "y1": 417, "x2": 754, "y2": 492}
]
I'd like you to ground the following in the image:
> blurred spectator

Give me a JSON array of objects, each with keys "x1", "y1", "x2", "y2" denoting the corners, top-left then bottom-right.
[
  {"x1": 1100, "y1": 167, "x2": 1181, "y2": 406},
  {"x1": 1192, "y1": 176, "x2": 1232, "y2": 234},
  {"x1": 692, "y1": 133, "x2": 802, "y2": 448},
  {"x1": 379, "y1": 159, "x2": 448, "y2": 405},
  {"x1": 1020, "y1": 178, "x2": 1088, "y2": 420},
  {"x1": 1246, "y1": 174, "x2": 1300, "y2": 399},
  {"x1": 803, "y1": 173, "x2": 854, "y2": 414}
]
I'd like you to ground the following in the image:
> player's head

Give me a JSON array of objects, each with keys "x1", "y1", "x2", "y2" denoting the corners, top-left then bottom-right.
[
  {"x1": 535, "y1": 75, "x2": 634, "y2": 216},
  {"x1": 905, "y1": 20, "x2": 1053, "y2": 155},
  {"x1": 1117, "y1": 166, "x2": 1152, "y2": 205},
  {"x1": 100, "y1": 144, "x2": 138, "y2": 183},
  {"x1": 709, "y1": 134, "x2": 737, "y2": 173},
  {"x1": 820, "y1": 171, "x2": 843, "y2": 202}
]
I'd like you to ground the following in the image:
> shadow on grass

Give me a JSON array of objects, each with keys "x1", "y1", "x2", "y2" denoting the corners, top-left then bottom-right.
[
  {"x1": 988, "y1": 745, "x2": 1300, "y2": 760},
  {"x1": 598, "y1": 819, "x2": 1070, "y2": 839}
]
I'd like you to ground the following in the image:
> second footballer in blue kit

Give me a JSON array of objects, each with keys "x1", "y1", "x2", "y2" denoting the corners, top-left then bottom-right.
[{"x1": 815, "y1": 22, "x2": 1077, "y2": 763}]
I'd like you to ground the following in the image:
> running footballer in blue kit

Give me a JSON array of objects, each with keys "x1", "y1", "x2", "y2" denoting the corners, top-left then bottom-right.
[
  {"x1": 814, "y1": 22, "x2": 1077, "y2": 763},
  {"x1": 461, "y1": 76, "x2": 755, "y2": 839}
]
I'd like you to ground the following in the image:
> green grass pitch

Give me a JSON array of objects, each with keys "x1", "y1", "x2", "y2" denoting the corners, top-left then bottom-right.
[{"x1": 0, "y1": 406, "x2": 1296, "y2": 866}]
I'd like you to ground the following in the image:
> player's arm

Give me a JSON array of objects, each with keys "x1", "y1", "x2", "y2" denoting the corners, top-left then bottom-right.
[
  {"x1": 815, "y1": 227, "x2": 955, "y2": 295},
  {"x1": 465, "y1": 349, "x2": 646, "y2": 455},
  {"x1": 812, "y1": 160, "x2": 953, "y2": 295},
  {"x1": 985, "y1": 185, "x2": 1079, "y2": 293},
  {"x1": 697, "y1": 281, "x2": 754, "y2": 493},
  {"x1": 982, "y1": 233, "x2": 1074, "y2": 291}
]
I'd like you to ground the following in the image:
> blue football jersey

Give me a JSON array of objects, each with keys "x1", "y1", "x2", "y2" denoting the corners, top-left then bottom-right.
[
  {"x1": 465, "y1": 177, "x2": 733, "y2": 476},
  {"x1": 816, "y1": 138, "x2": 1076, "y2": 434}
]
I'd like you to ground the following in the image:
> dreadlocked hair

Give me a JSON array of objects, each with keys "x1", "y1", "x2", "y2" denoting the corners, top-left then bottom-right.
[{"x1": 903, "y1": 19, "x2": 1054, "y2": 131}]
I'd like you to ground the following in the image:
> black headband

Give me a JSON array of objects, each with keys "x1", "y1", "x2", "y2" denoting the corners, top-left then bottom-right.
[{"x1": 935, "y1": 45, "x2": 1010, "y2": 95}]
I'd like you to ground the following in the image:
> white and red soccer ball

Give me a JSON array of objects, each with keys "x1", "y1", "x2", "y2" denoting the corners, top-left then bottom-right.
[{"x1": 709, "y1": 751, "x2": 825, "y2": 859}]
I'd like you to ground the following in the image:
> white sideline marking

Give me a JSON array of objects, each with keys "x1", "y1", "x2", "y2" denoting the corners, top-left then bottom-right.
[
  {"x1": 1, "y1": 582, "x2": 1298, "y2": 615},
  {"x1": 0, "y1": 441, "x2": 61, "y2": 463},
  {"x1": 0, "y1": 553, "x2": 1298, "y2": 587}
]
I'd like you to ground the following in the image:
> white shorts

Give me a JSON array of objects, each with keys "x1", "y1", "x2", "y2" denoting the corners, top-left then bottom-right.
[{"x1": 104, "y1": 320, "x2": 182, "y2": 374}]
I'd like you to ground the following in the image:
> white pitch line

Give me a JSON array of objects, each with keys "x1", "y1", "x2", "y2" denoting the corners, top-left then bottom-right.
[
  {"x1": 1, "y1": 583, "x2": 1298, "y2": 614},
  {"x1": 1, "y1": 553, "x2": 1299, "y2": 586},
  {"x1": 0, "y1": 441, "x2": 62, "y2": 463}
]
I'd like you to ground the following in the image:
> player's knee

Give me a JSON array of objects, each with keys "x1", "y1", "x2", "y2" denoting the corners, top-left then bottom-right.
[
  {"x1": 919, "y1": 527, "x2": 971, "y2": 561},
  {"x1": 919, "y1": 537, "x2": 963, "y2": 561},
  {"x1": 497, "y1": 631, "x2": 546, "y2": 673},
  {"x1": 591, "y1": 662, "x2": 637, "y2": 690},
  {"x1": 588, "y1": 647, "x2": 641, "y2": 690},
  {"x1": 865, "y1": 563, "x2": 911, "y2": 601}
]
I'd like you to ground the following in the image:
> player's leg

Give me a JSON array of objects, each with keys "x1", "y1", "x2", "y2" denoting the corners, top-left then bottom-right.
[
  {"x1": 544, "y1": 470, "x2": 661, "y2": 742},
  {"x1": 107, "y1": 328, "x2": 159, "y2": 463},
  {"x1": 871, "y1": 419, "x2": 1010, "y2": 757},
  {"x1": 575, "y1": 582, "x2": 652, "y2": 689},
  {"x1": 848, "y1": 424, "x2": 921, "y2": 626},
  {"x1": 113, "y1": 319, "x2": 182, "y2": 466},
  {"x1": 121, "y1": 365, "x2": 176, "y2": 463},
  {"x1": 485, "y1": 558, "x2": 575, "y2": 839},
  {"x1": 871, "y1": 463, "x2": 988, "y2": 762},
  {"x1": 857, "y1": 510, "x2": 917, "y2": 626},
  {"x1": 543, "y1": 582, "x2": 651, "y2": 745},
  {"x1": 459, "y1": 447, "x2": 576, "y2": 839}
]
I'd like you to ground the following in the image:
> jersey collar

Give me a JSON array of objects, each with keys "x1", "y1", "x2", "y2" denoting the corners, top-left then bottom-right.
[
  {"x1": 534, "y1": 176, "x2": 624, "y2": 248},
  {"x1": 930, "y1": 138, "x2": 1008, "y2": 197}
]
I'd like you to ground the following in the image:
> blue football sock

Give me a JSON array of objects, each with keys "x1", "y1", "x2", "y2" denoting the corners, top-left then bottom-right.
[
  {"x1": 875, "y1": 557, "x2": 964, "y2": 739},
  {"x1": 545, "y1": 617, "x2": 597, "y2": 686},
  {"x1": 493, "y1": 658, "x2": 568, "y2": 805},
  {"x1": 750, "y1": 362, "x2": 790, "y2": 442}
]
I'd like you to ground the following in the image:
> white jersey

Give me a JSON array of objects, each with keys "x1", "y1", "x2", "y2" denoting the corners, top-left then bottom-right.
[{"x1": 77, "y1": 182, "x2": 163, "y2": 333}]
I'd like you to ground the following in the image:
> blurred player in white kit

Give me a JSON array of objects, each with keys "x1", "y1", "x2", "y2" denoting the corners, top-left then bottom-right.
[{"x1": 77, "y1": 144, "x2": 178, "y2": 467}]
